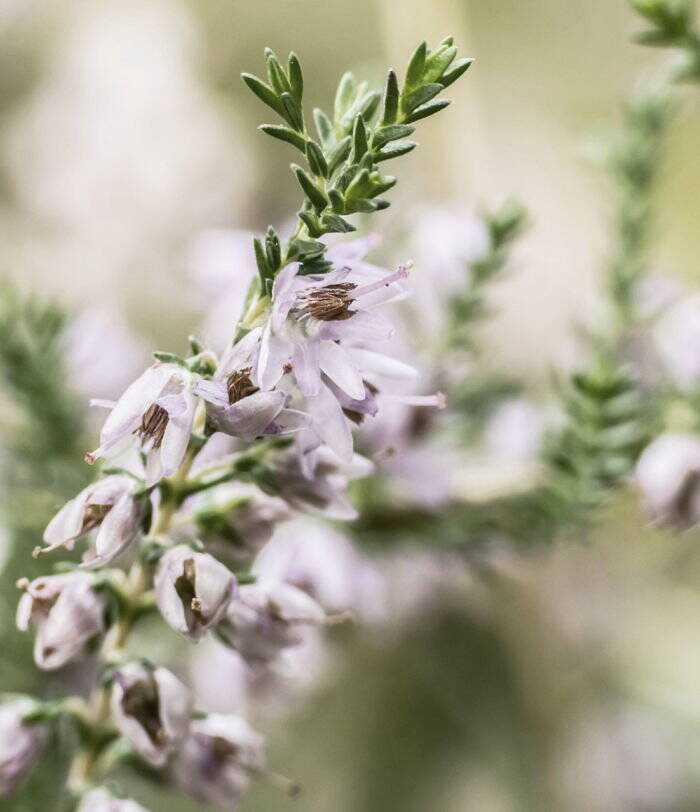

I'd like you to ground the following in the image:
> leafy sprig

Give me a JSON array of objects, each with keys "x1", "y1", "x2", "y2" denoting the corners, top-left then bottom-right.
[
  {"x1": 631, "y1": 0, "x2": 700, "y2": 81},
  {"x1": 242, "y1": 39, "x2": 472, "y2": 280},
  {"x1": 443, "y1": 200, "x2": 526, "y2": 352}
]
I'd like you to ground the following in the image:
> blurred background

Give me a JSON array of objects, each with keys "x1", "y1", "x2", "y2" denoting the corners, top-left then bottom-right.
[{"x1": 2, "y1": 0, "x2": 700, "y2": 810}]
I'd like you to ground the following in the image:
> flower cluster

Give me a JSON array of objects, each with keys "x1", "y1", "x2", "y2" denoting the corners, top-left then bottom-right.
[{"x1": 2, "y1": 38, "x2": 469, "y2": 809}]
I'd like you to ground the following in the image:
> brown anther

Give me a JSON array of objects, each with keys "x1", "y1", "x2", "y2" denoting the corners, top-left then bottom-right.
[
  {"x1": 295, "y1": 283, "x2": 357, "y2": 322},
  {"x1": 226, "y1": 368, "x2": 259, "y2": 404},
  {"x1": 16, "y1": 577, "x2": 30, "y2": 591},
  {"x1": 81, "y1": 502, "x2": 112, "y2": 534},
  {"x1": 32, "y1": 546, "x2": 44, "y2": 559},
  {"x1": 135, "y1": 403, "x2": 169, "y2": 449},
  {"x1": 283, "y1": 362, "x2": 293, "y2": 374},
  {"x1": 191, "y1": 597, "x2": 203, "y2": 613}
]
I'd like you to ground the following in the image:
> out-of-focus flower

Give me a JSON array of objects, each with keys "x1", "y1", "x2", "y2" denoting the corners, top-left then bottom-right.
[
  {"x1": 267, "y1": 445, "x2": 373, "y2": 518},
  {"x1": 174, "y1": 713, "x2": 265, "y2": 807},
  {"x1": 188, "y1": 229, "x2": 257, "y2": 352},
  {"x1": 184, "y1": 482, "x2": 292, "y2": 568},
  {"x1": 16, "y1": 573, "x2": 104, "y2": 670},
  {"x1": 86, "y1": 364, "x2": 196, "y2": 486},
  {"x1": 155, "y1": 545, "x2": 236, "y2": 642},
  {"x1": 110, "y1": 663, "x2": 191, "y2": 767},
  {"x1": 405, "y1": 207, "x2": 490, "y2": 334},
  {"x1": 0, "y1": 698, "x2": 46, "y2": 798},
  {"x1": 63, "y1": 308, "x2": 149, "y2": 403},
  {"x1": 635, "y1": 433, "x2": 700, "y2": 529},
  {"x1": 38, "y1": 475, "x2": 143, "y2": 568},
  {"x1": 77, "y1": 788, "x2": 150, "y2": 812},
  {"x1": 253, "y1": 518, "x2": 384, "y2": 619},
  {"x1": 218, "y1": 580, "x2": 325, "y2": 664},
  {"x1": 653, "y1": 294, "x2": 700, "y2": 392}
]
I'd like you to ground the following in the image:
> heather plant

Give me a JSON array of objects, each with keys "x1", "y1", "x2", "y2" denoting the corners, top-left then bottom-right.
[{"x1": 0, "y1": 39, "x2": 471, "y2": 810}]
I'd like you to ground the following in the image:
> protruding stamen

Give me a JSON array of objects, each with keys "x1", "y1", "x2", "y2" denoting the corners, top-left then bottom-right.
[
  {"x1": 350, "y1": 263, "x2": 411, "y2": 300},
  {"x1": 382, "y1": 391, "x2": 446, "y2": 409},
  {"x1": 263, "y1": 769, "x2": 302, "y2": 797}
]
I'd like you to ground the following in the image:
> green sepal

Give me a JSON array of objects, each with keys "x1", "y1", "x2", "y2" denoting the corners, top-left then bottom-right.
[
  {"x1": 152, "y1": 351, "x2": 187, "y2": 367},
  {"x1": 253, "y1": 237, "x2": 271, "y2": 284},
  {"x1": 265, "y1": 226, "x2": 282, "y2": 271},
  {"x1": 328, "y1": 188, "x2": 346, "y2": 213}
]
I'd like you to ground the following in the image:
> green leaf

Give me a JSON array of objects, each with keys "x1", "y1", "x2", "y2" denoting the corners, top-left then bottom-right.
[
  {"x1": 306, "y1": 139, "x2": 329, "y2": 177},
  {"x1": 334, "y1": 71, "x2": 357, "y2": 122},
  {"x1": 265, "y1": 51, "x2": 292, "y2": 96},
  {"x1": 292, "y1": 164, "x2": 328, "y2": 212},
  {"x1": 382, "y1": 69, "x2": 400, "y2": 124},
  {"x1": 298, "y1": 209, "x2": 324, "y2": 237},
  {"x1": 153, "y1": 351, "x2": 187, "y2": 367},
  {"x1": 401, "y1": 82, "x2": 443, "y2": 114},
  {"x1": 259, "y1": 124, "x2": 306, "y2": 151},
  {"x1": 253, "y1": 237, "x2": 271, "y2": 283},
  {"x1": 345, "y1": 167, "x2": 372, "y2": 200},
  {"x1": 403, "y1": 98, "x2": 451, "y2": 123},
  {"x1": 280, "y1": 92, "x2": 304, "y2": 131},
  {"x1": 405, "y1": 41, "x2": 428, "y2": 88},
  {"x1": 313, "y1": 108, "x2": 334, "y2": 146},
  {"x1": 265, "y1": 226, "x2": 281, "y2": 271},
  {"x1": 374, "y1": 141, "x2": 417, "y2": 162},
  {"x1": 288, "y1": 52, "x2": 304, "y2": 105},
  {"x1": 372, "y1": 124, "x2": 415, "y2": 148},
  {"x1": 320, "y1": 213, "x2": 356, "y2": 233},
  {"x1": 327, "y1": 135, "x2": 352, "y2": 175},
  {"x1": 424, "y1": 44, "x2": 457, "y2": 83},
  {"x1": 241, "y1": 73, "x2": 284, "y2": 117},
  {"x1": 439, "y1": 57, "x2": 474, "y2": 88},
  {"x1": 351, "y1": 114, "x2": 369, "y2": 161},
  {"x1": 328, "y1": 187, "x2": 345, "y2": 213}
]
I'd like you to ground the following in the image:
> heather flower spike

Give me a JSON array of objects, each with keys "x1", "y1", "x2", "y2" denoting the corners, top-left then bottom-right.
[{"x1": 11, "y1": 36, "x2": 472, "y2": 808}]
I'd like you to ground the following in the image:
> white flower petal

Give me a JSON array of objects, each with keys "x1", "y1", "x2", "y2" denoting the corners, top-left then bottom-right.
[{"x1": 319, "y1": 341, "x2": 365, "y2": 400}]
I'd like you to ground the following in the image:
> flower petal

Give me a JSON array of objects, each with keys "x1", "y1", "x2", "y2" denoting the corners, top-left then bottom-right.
[{"x1": 319, "y1": 341, "x2": 365, "y2": 400}]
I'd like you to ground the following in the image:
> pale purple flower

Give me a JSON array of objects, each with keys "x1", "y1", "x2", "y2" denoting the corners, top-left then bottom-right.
[
  {"x1": 86, "y1": 363, "x2": 197, "y2": 486},
  {"x1": 257, "y1": 259, "x2": 410, "y2": 399},
  {"x1": 110, "y1": 663, "x2": 192, "y2": 767},
  {"x1": 16, "y1": 572, "x2": 105, "y2": 670},
  {"x1": 155, "y1": 545, "x2": 236, "y2": 642},
  {"x1": 653, "y1": 294, "x2": 700, "y2": 392},
  {"x1": 63, "y1": 307, "x2": 149, "y2": 403},
  {"x1": 266, "y1": 444, "x2": 373, "y2": 518},
  {"x1": 77, "y1": 788, "x2": 150, "y2": 812},
  {"x1": 253, "y1": 518, "x2": 384, "y2": 619},
  {"x1": 38, "y1": 475, "x2": 143, "y2": 568},
  {"x1": 218, "y1": 579, "x2": 325, "y2": 664},
  {"x1": 0, "y1": 699, "x2": 46, "y2": 798},
  {"x1": 635, "y1": 433, "x2": 700, "y2": 529},
  {"x1": 174, "y1": 713, "x2": 265, "y2": 807},
  {"x1": 183, "y1": 482, "x2": 292, "y2": 567}
]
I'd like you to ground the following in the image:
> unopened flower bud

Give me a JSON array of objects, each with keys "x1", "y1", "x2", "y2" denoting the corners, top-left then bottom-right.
[
  {"x1": 155, "y1": 546, "x2": 236, "y2": 642},
  {"x1": 110, "y1": 663, "x2": 191, "y2": 767},
  {"x1": 16, "y1": 573, "x2": 105, "y2": 670},
  {"x1": 174, "y1": 713, "x2": 264, "y2": 807},
  {"x1": 77, "y1": 788, "x2": 149, "y2": 812},
  {"x1": 0, "y1": 698, "x2": 47, "y2": 798},
  {"x1": 218, "y1": 579, "x2": 325, "y2": 664}
]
